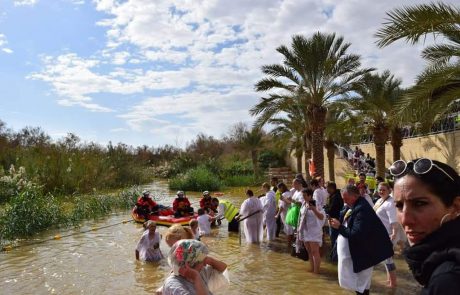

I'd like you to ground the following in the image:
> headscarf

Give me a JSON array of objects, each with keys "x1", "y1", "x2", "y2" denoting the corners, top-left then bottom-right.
[{"x1": 168, "y1": 239, "x2": 209, "y2": 275}]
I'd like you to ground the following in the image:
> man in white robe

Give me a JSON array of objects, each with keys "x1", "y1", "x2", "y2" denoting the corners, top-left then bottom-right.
[
  {"x1": 261, "y1": 182, "x2": 277, "y2": 241},
  {"x1": 239, "y1": 190, "x2": 263, "y2": 243}
]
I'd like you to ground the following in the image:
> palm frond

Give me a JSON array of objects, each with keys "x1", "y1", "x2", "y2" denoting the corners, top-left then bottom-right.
[{"x1": 376, "y1": 2, "x2": 460, "y2": 47}]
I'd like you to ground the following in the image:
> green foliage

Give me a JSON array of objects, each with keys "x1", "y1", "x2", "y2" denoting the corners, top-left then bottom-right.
[
  {"x1": 221, "y1": 174, "x2": 257, "y2": 187},
  {"x1": 220, "y1": 159, "x2": 253, "y2": 177},
  {"x1": 258, "y1": 149, "x2": 286, "y2": 170},
  {"x1": 0, "y1": 128, "x2": 153, "y2": 196},
  {"x1": 0, "y1": 187, "x2": 62, "y2": 238},
  {"x1": 0, "y1": 186, "x2": 141, "y2": 244},
  {"x1": 0, "y1": 165, "x2": 38, "y2": 203},
  {"x1": 169, "y1": 166, "x2": 222, "y2": 191}
]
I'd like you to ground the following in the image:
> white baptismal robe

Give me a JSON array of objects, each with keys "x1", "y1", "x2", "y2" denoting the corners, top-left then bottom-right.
[{"x1": 240, "y1": 196, "x2": 263, "y2": 243}]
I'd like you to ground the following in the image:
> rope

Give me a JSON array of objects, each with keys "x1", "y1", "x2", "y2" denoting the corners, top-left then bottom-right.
[{"x1": 1, "y1": 219, "x2": 134, "y2": 252}]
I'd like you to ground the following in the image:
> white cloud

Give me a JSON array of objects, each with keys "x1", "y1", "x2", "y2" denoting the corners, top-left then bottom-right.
[
  {"x1": 29, "y1": 0, "x2": 459, "y2": 145},
  {"x1": 0, "y1": 34, "x2": 13, "y2": 54},
  {"x1": 13, "y1": 0, "x2": 38, "y2": 6}
]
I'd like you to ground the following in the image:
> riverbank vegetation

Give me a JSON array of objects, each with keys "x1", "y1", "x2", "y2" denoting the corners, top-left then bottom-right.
[
  {"x1": 154, "y1": 124, "x2": 286, "y2": 191},
  {"x1": 0, "y1": 166, "x2": 140, "y2": 247}
]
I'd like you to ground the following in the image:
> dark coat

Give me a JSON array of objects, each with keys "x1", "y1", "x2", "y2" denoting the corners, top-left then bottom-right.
[
  {"x1": 338, "y1": 197, "x2": 394, "y2": 273},
  {"x1": 325, "y1": 190, "x2": 344, "y2": 219},
  {"x1": 404, "y1": 217, "x2": 460, "y2": 295}
]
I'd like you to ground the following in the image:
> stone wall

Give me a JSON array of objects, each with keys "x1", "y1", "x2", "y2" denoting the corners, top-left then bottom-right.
[{"x1": 288, "y1": 130, "x2": 460, "y2": 188}]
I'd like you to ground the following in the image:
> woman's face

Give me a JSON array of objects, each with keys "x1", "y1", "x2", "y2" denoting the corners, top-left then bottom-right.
[
  {"x1": 393, "y1": 175, "x2": 451, "y2": 246},
  {"x1": 378, "y1": 185, "x2": 390, "y2": 199}
]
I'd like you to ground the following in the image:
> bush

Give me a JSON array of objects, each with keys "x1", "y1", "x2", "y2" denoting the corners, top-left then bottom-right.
[
  {"x1": 222, "y1": 174, "x2": 257, "y2": 187},
  {"x1": 0, "y1": 186, "x2": 141, "y2": 245},
  {"x1": 0, "y1": 165, "x2": 37, "y2": 203},
  {"x1": 220, "y1": 159, "x2": 253, "y2": 177},
  {"x1": 0, "y1": 187, "x2": 63, "y2": 239},
  {"x1": 169, "y1": 166, "x2": 221, "y2": 191},
  {"x1": 258, "y1": 150, "x2": 286, "y2": 170}
]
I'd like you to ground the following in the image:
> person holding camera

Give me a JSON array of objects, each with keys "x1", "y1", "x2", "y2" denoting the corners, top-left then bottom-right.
[
  {"x1": 329, "y1": 185, "x2": 393, "y2": 295},
  {"x1": 297, "y1": 188, "x2": 326, "y2": 274}
]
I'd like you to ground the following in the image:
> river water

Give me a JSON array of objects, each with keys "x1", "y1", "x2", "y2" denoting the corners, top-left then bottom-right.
[{"x1": 1, "y1": 180, "x2": 419, "y2": 294}]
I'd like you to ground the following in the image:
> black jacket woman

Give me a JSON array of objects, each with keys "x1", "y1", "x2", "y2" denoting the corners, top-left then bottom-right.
[{"x1": 391, "y1": 158, "x2": 460, "y2": 295}]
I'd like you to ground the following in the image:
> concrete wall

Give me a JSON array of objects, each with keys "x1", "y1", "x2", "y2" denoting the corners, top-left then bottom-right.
[
  {"x1": 289, "y1": 130, "x2": 460, "y2": 188},
  {"x1": 352, "y1": 130, "x2": 460, "y2": 172}
]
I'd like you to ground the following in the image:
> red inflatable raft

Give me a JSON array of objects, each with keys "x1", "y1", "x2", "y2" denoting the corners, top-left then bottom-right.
[{"x1": 131, "y1": 208, "x2": 198, "y2": 226}]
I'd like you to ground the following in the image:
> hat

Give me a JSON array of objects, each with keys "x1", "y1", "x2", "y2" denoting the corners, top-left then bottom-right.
[
  {"x1": 176, "y1": 191, "x2": 184, "y2": 196},
  {"x1": 142, "y1": 190, "x2": 150, "y2": 196},
  {"x1": 202, "y1": 190, "x2": 210, "y2": 196},
  {"x1": 168, "y1": 239, "x2": 208, "y2": 275}
]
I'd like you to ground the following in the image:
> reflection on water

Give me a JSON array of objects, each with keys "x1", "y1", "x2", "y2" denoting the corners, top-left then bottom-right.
[{"x1": 0, "y1": 180, "x2": 419, "y2": 294}]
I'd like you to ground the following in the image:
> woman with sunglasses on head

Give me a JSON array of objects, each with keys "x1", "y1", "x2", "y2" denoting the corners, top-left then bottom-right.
[{"x1": 391, "y1": 158, "x2": 460, "y2": 295}]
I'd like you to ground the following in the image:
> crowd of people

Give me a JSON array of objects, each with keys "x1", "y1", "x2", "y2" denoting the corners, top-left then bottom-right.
[{"x1": 133, "y1": 158, "x2": 460, "y2": 295}]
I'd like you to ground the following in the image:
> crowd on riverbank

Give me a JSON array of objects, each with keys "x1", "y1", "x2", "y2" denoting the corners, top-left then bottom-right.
[{"x1": 135, "y1": 158, "x2": 460, "y2": 295}]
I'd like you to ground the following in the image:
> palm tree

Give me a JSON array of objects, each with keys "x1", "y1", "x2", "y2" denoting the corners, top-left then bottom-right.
[
  {"x1": 267, "y1": 111, "x2": 305, "y2": 173},
  {"x1": 344, "y1": 71, "x2": 402, "y2": 178},
  {"x1": 250, "y1": 90, "x2": 312, "y2": 177},
  {"x1": 376, "y1": 2, "x2": 460, "y2": 128},
  {"x1": 323, "y1": 102, "x2": 356, "y2": 181},
  {"x1": 255, "y1": 33, "x2": 373, "y2": 177},
  {"x1": 239, "y1": 127, "x2": 264, "y2": 175}
]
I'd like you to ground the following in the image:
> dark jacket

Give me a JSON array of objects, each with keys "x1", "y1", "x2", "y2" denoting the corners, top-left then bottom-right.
[
  {"x1": 404, "y1": 217, "x2": 460, "y2": 295},
  {"x1": 325, "y1": 190, "x2": 343, "y2": 219},
  {"x1": 338, "y1": 197, "x2": 394, "y2": 273}
]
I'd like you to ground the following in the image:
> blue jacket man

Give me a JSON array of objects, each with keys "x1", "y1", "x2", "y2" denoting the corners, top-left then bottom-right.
[
  {"x1": 338, "y1": 196, "x2": 394, "y2": 272},
  {"x1": 330, "y1": 185, "x2": 393, "y2": 294}
]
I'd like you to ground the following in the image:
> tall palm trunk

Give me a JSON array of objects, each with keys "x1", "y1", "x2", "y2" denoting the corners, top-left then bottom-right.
[
  {"x1": 310, "y1": 106, "x2": 327, "y2": 178},
  {"x1": 295, "y1": 149, "x2": 303, "y2": 173},
  {"x1": 373, "y1": 125, "x2": 389, "y2": 178},
  {"x1": 302, "y1": 131, "x2": 312, "y2": 180},
  {"x1": 251, "y1": 150, "x2": 259, "y2": 176},
  {"x1": 390, "y1": 127, "x2": 403, "y2": 162},
  {"x1": 324, "y1": 139, "x2": 335, "y2": 181}
]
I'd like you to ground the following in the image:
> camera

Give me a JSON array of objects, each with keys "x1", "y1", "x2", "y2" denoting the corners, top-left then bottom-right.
[{"x1": 309, "y1": 200, "x2": 316, "y2": 206}]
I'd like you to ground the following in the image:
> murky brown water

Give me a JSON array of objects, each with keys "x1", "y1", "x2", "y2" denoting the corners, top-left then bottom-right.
[{"x1": 1, "y1": 180, "x2": 419, "y2": 294}]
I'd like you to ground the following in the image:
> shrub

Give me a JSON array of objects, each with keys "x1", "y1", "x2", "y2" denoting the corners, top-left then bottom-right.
[
  {"x1": 0, "y1": 165, "x2": 37, "y2": 203},
  {"x1": 0, "y1": 186, "x2": 141, "y2": 244},
  {"x1": 222, "y1": 174, "x2": 257, "y2": 187},
  {"x1": 0, "y1": 187, "x2": 62, "y2": 239},
  {"x1": 169, "y1": 166, "x2": 221, "y2": 191},
  {"x1": 220, "y1": 159, "x2": 253, "y2": 177},
  {"x1": 258, "y1": 150, "x2": 286, "y2": 170}
]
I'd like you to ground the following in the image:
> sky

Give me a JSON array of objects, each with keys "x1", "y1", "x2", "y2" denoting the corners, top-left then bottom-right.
[{"x1": 0, "y1": 0, "x2": 456, "y2": 148}]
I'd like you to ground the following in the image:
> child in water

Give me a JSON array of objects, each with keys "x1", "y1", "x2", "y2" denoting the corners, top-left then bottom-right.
[
  {"x1": 135, "y1": 220, "x2": 163, "y2": 262},
  {"x1": 197, "y1": 208, "x2": 215, "y2": 236}
]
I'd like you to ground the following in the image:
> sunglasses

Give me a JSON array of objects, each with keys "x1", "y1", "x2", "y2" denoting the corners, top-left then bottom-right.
[{"x1": 389, "y1": 158, "x2": 454, "y2": 181}]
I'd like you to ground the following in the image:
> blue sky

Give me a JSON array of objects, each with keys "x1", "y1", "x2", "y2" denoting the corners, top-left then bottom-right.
[{"x1": 0, "y1": 0, "x2": 456, "y2": 148}]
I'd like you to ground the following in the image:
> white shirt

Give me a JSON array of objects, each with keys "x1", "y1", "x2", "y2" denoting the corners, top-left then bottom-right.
[
  {"x1": 197, "y1": 214, "x2": 212, "y2": 235},
  {"x1": 291, "y1": 189, "x2": 304, "y2": 204},
  {"x1": 136, "y1": 230, "x2": 163, "y2": 262},
  {"x1": 374, "y1": 196, "x2": 398, "y2": 235},
  {"x1": 215, "y1": 203, "x2": 225, "y2": 220},
  {"x1": 262, "y1": 190, "x2": 277, "y2": 217},
  {"x1": 313, "y1": 187, "x2": 328, "y2": 209}
]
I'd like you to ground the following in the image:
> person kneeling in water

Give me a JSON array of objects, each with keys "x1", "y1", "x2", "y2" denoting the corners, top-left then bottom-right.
[{"x1": 135, "y1": 220, "x2": 163, "y2": 262}]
